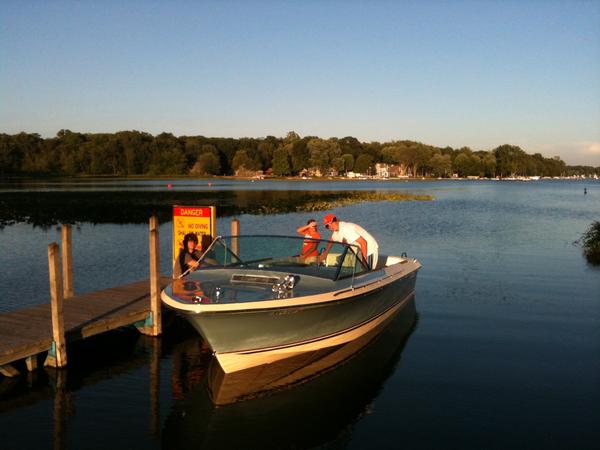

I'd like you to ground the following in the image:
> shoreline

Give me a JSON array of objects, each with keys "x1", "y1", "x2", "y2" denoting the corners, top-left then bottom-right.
[{"x1": 1, "y1": 174, "x2": 598, "y2": 183}]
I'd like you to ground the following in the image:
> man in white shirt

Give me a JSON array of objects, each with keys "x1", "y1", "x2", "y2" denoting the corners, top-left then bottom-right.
[{"x1": 321, "y1": 213, "x2": 379, "y2": 269}]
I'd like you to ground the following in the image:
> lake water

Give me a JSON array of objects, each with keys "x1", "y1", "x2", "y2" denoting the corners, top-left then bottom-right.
[{"x1": 1, "y1": 179, "x2": 599, "y2": 449}]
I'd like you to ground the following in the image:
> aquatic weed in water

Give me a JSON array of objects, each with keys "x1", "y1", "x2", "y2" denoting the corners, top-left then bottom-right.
[{"x1": 575, "y1": 221, "x2": 600, "y2": 265}]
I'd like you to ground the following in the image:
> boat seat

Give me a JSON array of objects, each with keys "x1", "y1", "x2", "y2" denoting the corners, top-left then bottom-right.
[{"x1": 325, "y1": 252, "x2": 355, "y2": 267}]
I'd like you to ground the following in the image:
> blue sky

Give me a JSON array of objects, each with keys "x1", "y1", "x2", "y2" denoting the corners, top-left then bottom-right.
[{"x1": 1, "y1": 0, "x2": 599, "y2": 165}]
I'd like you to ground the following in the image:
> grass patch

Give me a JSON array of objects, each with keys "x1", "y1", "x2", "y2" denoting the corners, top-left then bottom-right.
[{"x1": 0, "y1": 190, "x2": 433, "y2": 228}]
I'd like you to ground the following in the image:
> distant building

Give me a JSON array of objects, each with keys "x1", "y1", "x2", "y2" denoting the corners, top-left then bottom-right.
[
  {"x1": 375, "y1": 163, "x2": 389, "y2": 178},
  {"x1": 374, "y1": 163, "x2": 409, "y2": 178},
  {"x1": 302, "y1": 167, "x2": 333, "y2": 177}
]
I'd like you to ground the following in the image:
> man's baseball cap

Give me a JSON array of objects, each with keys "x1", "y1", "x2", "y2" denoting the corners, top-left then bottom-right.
[{"x1": 323, "y1": 213, "x2": 337, "y2": 225}]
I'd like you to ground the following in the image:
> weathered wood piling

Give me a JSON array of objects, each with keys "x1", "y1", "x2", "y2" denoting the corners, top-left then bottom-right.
[
  {"x1": 45, "y1": 242, "x2": 67, "y2": 368},
  {"x1": 231, "y1": 217, "x2": 240, "y2": 255},
  {"x1": 61, "y1": 224, "x2": 73, "y2": 299}
]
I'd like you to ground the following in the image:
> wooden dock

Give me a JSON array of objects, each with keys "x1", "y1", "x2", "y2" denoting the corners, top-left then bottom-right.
[
  {"x1": 0, "y1": 216, "x2": 173, "y2": 377},
  {"x1": 0, "y1": 277, "x2": 172, "y2": 374}
]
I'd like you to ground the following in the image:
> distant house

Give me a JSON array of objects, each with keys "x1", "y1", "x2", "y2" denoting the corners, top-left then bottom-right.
[
  {"x1": 375, "y1": 163, "x2": 389, "y2": 178},
  {"x1": 375, "y1": 163, "x2": 408, "y2": 178}
]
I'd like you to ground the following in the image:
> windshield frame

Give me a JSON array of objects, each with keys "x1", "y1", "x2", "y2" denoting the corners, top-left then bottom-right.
[{"x1": 196, "y1": 234, "x2": 369, "y2": 281}]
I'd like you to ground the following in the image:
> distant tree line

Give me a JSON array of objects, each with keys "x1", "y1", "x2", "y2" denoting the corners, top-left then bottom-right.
[{"x1": 0, "y1": 130, "x2": 598, "y2": 178}]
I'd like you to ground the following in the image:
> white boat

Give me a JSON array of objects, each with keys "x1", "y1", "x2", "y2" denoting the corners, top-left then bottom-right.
[{"x1": 161, "y1": 235, "x2": 421, "y2": 373}]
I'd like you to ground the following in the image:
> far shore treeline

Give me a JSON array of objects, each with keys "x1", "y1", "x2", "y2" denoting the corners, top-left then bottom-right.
[{"x1": 1, "y1": 130, "x2": 598, "y2": 178}]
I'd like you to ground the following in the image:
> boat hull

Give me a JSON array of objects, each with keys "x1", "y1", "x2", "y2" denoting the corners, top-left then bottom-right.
[
  {"x1": 179, "y1": 265, "x2": 419, "y2": 372},
  {"x1": 208, "y1": 295, "x2": 417, "y2": 404}
]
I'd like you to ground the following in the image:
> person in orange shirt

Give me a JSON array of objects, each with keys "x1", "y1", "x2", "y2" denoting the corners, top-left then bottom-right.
[{"x1": 296, "y1": 219, "x2": 321, "y2": 263}]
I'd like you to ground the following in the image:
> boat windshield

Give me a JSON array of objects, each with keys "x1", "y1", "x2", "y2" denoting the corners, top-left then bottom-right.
[{"x1": 198, "y1": 235, "x2": 369, "y2": 281}]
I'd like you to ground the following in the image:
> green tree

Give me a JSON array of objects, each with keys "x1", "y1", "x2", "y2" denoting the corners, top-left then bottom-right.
[
  {"x1": 453, "y1": 153, "x2": 472, "y2": 177},
  {"x1": 307, "y1": 138, "x2": 341, "y2": 175},
  {"x1": 257, "y1": 141, "x2": 276, "y2": 170},
  {"x1": 232, "y1": 150, "x2": 258, "y2": 172},
  {"x1": 481, "y1": 152, "x2": 497, "y2": 177},
  {"x1": 354, "y1": 153, "x2": 373, "y2": 174},
  {"x1": 147, "y1": 147, "x2": 186, "y2": 175},
  {"x1": 338, "y1": 136, "x2": 363, "y2": 158},
  {"x1": 190, "y1": 152, "x2": 220, "y2": 175},
  {"x1": 414, "y1": 145, "x2": 434, "y2": 176},
  {"x1": 289, "y1": 140, "x2": 310, "y2": 174},
  {"x1": 0, "y1": 133, "x2": 26, "y2": 174},
  {"x1": 469, "y1": 154, "x2": 482, "y2": 177},
  {"x1": 429, "y1": 153, "x2": 452, "y2": 177},
  {"x1": 55, "y1": 130, "x2": 87, "y2": 175},
  {"x1": 182, "y1": 137, "x2": 202, "y2": 169},
  {"x1": 381, "y1": 145, "x2": 400, "y2": 164},
  {"x1": 272, "y1": 147, "x2": 291, "y2": 176},
  {"x1": 494, "y1": 144, "x2": 527, "y2": 177},
  {"x1": 148, "y1": 133, "x2": 186, "y2": 175},
  {"x1": 284, "y1": 131, "x2": 300, "y2": 144},
  {"x1": 307, "y1": 138, "x2": 329, "y2": 174},
  {"x1": 394, "y1": 141, "x2": 428, "y2": 176},
  {"x1": 341, "y1": 153, "x2": 354, "y2": 173}
]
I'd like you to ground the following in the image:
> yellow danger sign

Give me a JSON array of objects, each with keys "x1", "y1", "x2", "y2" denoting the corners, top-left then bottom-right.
[{"x1": 172, "y1": 205, "x2": 216, "y2": 263}]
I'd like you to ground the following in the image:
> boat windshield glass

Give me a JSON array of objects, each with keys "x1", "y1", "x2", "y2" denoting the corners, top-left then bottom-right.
[{"x1": 198, "y1": 235, "x2": 369, "y2": 281}]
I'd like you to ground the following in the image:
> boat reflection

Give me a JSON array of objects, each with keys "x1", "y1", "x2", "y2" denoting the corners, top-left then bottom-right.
[{"x1": 162, "y1": 295, "x2": 418, "y2": 449}]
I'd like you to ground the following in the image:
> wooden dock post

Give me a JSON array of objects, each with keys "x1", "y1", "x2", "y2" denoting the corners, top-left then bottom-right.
[
  {"x1": 25, "y1": 355, "x2": 38, "y2": 372},
  {"x1": 231, "y1": 218, "x2": 240, "y2": 256},
  {"x1": 61, "y1": 224, "x2": 73, "y2": 298},
  {"x1": 144, "y1": 215, "x2": 162, "y2": 337},
  {"x1": 45, "y1": 243, "x2": 67, "y2": 368}
]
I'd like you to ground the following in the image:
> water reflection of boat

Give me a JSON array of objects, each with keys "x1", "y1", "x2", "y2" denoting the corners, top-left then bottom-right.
[
  {"x1": 207, "y1": 292, "x2": 416, "y2": 405},
  {"x1": 162, "y1": 296, "x2": 418, "y2": 449},
  {"x1": 161, "y1": 235, "x2": 421, "y2": 373}
]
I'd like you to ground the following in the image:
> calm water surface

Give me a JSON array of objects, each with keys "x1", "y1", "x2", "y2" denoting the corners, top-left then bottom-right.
[{"x1": 0, "y1": 179, "x2": 599, "y2": 449}]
